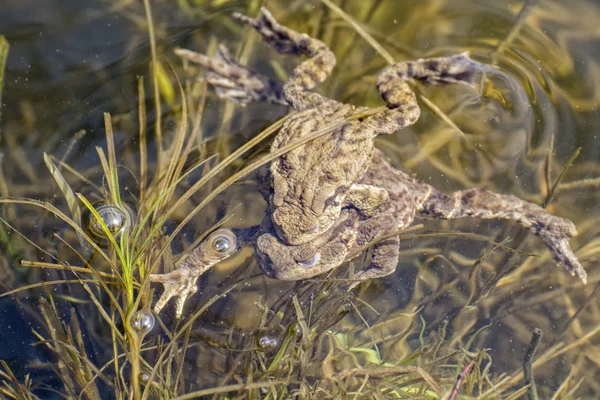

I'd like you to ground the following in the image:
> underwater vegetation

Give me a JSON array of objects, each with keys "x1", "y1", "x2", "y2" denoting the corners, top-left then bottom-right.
[{"x1": 0, "y1": 0, "x2": 598, "y2": 398}]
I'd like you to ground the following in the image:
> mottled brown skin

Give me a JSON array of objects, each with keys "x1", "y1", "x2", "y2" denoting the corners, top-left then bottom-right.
[
  {"x1": 256, "y1": 149, "x2": 587, "y2": 286},
  {"x1": 175, "y1": 7, "x2": 480, "y2": 246},
  {"x1": 255, "y1": 207, "x2": 360, "y2": 280},
  {"x1": 150, "y1": 153, "x2": 586, "y2": 315}
]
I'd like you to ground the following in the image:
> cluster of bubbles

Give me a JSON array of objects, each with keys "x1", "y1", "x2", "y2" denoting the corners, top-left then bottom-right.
[{"x1": 256, "y1": 333, "x2": 279, "y2": 350}]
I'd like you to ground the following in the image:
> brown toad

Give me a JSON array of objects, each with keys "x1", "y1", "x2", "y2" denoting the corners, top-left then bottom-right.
[
  {"x1": 150, "y1": 149, "x2": 585, "y2": 316},
  {"x1": 255, "y1": 149, "x2": 587, "y2": 286},
  {"x1": 176, "y1": 7, "x2": 482, "y2": 245}
]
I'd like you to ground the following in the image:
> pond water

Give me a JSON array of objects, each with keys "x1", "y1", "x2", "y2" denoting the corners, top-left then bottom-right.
[{"x1": 0, "y1": 0, "x2": 598, "y2": 398}]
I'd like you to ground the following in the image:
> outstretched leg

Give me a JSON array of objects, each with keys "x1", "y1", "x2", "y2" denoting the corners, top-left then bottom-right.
[
  {"x1": 364, "y1": 53, "x2": 480, "y2": 134},
  {"x1": 416, "y1": 187, "x2": 587, "y2": 283},
  {"x1": 150, "y1": 229, "x2": 239, "y2": 318},
  {"x1": 175, "y1": 45, "x2": 287, "y2": 106},
  {"x1": 233, "y1": 7, "x2": 337, "y2": 110}
]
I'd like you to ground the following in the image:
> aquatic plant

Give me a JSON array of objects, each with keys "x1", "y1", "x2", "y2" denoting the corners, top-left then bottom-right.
[{"x1": 0, "y1": 0, "x2": 597, "y2": 399}]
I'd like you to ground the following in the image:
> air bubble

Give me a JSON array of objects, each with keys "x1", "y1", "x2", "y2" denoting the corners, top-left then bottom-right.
[
  {"x1": 85, "y1": 202, "x2": 134, "y2": 244},
  {"x1": 130, "y1": 310, "x2": 155, "y2": 335},
  {"x1": 256, "y1": 334, "x2": 279, "y2": 350}
]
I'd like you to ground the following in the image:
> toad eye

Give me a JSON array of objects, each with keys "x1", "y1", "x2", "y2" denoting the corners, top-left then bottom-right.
[
  {"x1": 298, "y1": 253, "x2": 320, "y2": 268},
  {"x1": 305, "y1": 222, "x2": 319, "y2": 234}
]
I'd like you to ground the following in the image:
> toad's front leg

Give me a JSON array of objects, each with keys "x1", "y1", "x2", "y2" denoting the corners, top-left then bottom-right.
[
  {"x1": 150, "y1": 229, "x2": 239, "y2": 318},
  {"x1": 175, "y1": 45, "x2": 287, "y2": 106}
]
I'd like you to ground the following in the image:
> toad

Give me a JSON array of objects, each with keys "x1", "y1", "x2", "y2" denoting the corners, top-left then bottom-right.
[
  {"x1": 151, "y1": 150, "x2": 585, "y2": 315},
  {"x1": 176, "y1": 7, "x2": 482, "y2": 245},
  {"x1": 255, "y1": 149, "x2": 586, "y2": 287}
]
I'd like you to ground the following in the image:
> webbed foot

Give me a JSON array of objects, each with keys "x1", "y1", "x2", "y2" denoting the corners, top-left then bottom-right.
[
  {"x1": 175, "y1": 45, "x2": 286, "y2": 106},
  {"x1": 234, "y1": 7, "x2": 336, "y2": 108},
  {"x1": 150, "y1": 229, "x2": 239, "y2": 318},
  {"x1": 537, "y1": 220, "x2": 587, "y2": 284},
  {"x1": 233, "y1": 8, "x2": 315, "y2": 55},
  {"x1": 150, "y1": 268, "x2": 201, "y2": 318}
]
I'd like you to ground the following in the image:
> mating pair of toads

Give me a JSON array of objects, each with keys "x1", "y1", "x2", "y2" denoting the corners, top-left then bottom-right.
[{"x1": 150, "y1": 8, "x2": 586, "y2": 318}]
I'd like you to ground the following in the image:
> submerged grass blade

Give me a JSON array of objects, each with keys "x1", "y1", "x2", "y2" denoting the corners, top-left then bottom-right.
[
  {"x1": 0, "y1": 215, "x2": 60, "y2": 262},
  {"x1": 143, "y1": 0, "x2": 163, "y2": 174},
  {"x1": 0, "y1": 279, "x2": 107, "y2": 298},
  {"x1": 542, "y1": 147, "x2": 581, "y2": 208},
  {"x1": 0, "y1": 197, "x2": 123, "y2": 283},
  {"x1": 43, "y1": 153, "x2": 94, "y2": 257},
  {"x1": 48, "y1": 154, "x2": 102, "y2": 193},
  {"x1": 154, "y1": 67, "x2": 188, "y2": 216},
  {"x1": 0, "y1": 35, "x2": 7, "y2": 129},
  {"x1": 156, "y1": 60, "x2": 175, "y2": 107},
  {"x1": 96, "y1": 113, "x2": 122, "y2": 207},
  {"x1": 171, "y1": 76, "x2": 209, "y2": 195},
  {"x1": 138, "y1": 77, "x2": 148, "y2": 208},
  {"x1": 20, "y1": 260, "x2": 117, "y2": 280}
]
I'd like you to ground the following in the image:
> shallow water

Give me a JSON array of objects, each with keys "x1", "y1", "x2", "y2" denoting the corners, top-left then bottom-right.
[{"x1": 0, "y1": 0, "x2": 599, "y2": 398}]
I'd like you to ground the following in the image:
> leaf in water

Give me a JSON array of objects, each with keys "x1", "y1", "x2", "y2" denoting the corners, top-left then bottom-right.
[
  {"x1": 43, "y1": 153, "x2": 93, "y2": 257},
  {"x1": 156, "y1": 60, "x2": 175, "y2": 107}
]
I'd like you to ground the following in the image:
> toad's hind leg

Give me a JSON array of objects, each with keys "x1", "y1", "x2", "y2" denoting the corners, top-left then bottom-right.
[
  {"x1": 417, "y1": 187, "x2": 587, "y2": 283},
  {"x1": 364, "y1": 53, "x2": 480, "y2": 134},
  {"x1": 347, "y1": 200, "x2": 417, "y2": 290},
  {"x1": 348, "y1": 235, "x2": 400, "y2": 291},
  {"x1": 233, "y1": 7, "x2": 337, "y2": 110}
]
